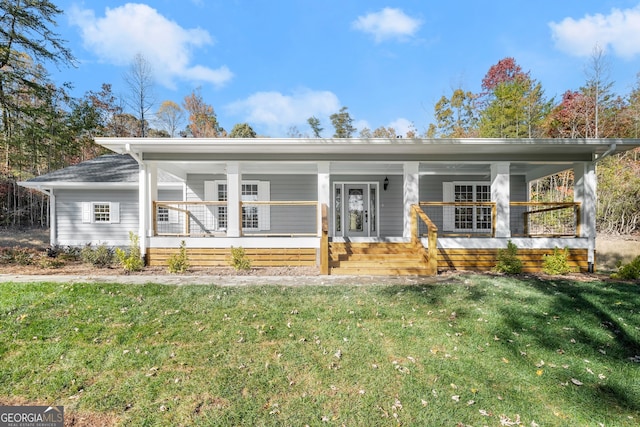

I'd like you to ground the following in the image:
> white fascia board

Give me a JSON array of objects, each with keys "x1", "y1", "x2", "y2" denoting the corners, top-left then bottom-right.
[{"x1": 18, "y1": 182, "x2": 183, "y2": 191}]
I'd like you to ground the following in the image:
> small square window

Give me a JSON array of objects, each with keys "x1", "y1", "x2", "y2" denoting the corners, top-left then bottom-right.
[
  {"x1": 157, "y1": 206, "x2": 169, "y2": 223},
  {"x1": 93, "y1": 203, "x2": 111, "y2": 223}
]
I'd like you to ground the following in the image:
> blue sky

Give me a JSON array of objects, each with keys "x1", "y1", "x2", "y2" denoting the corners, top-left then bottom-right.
[{"x1": 51, "y1": 0, "x2": 640, "y2": 137}]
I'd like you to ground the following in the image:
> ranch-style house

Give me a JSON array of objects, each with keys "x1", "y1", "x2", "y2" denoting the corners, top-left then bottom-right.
[{"x1": 19, "y1": 137, "x2": 640, "y2": 275}]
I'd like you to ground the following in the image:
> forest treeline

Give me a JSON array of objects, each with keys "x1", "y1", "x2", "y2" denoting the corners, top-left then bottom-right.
[{"x1": 1, "y1": 1, "x2": 638, "y2": 234}]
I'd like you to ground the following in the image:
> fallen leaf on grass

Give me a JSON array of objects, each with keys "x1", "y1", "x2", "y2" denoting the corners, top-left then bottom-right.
[{"x1": 499, "y1": 413, "x2": 522, "y2": 425}]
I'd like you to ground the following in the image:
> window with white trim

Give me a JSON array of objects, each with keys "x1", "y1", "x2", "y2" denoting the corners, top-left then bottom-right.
[
  {"x1": 82, "y1": 202, "x2": 120, "y2": 224},
  {"x1": 157, "y1": 206, "x2": 170, "y2": 223},
  {"x1": 443, "y1": 182, "x2": 491, "y2": 232},
  {"x1": 204, "y1": 180, "x2": 270, "y2": 231}
]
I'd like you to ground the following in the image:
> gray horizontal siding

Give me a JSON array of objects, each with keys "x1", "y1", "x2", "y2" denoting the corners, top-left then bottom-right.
[
  {"x1": 55, "y1": 189, "x2": 138, "y2": 246},
  {"x1": 185, "y1": 174, "x2": 317, "y2": 235},
  {"x1": 55, "y1": 189, "x2": 183, "y2": 246}
]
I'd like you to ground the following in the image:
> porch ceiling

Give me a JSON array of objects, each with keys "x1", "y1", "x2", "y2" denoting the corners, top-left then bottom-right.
[{"x1": 155, "y1": 160, "x2": 573, "y2": 180}]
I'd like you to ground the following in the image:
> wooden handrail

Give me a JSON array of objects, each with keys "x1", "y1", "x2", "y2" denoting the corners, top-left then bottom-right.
[
  {"x1": 411, "y1": 205, "x2": 438, "y2": 274},
  {"x1": 154, "y1": 200, "x2": 320, "y2": 237},
  {"x1": 421, "y1": 202, "x2": 495, "y2": 207},
  {"x1": 519, "y1": 202, "x2": 581, "y2": 237}
]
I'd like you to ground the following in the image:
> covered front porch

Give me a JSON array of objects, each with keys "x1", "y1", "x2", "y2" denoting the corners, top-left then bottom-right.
[
  {"x1": 136, "y1": 159, "x2": 596, "y2": 275},
  {"x1": 90, "y1": 137, "x2": 620, "y2": 276}
]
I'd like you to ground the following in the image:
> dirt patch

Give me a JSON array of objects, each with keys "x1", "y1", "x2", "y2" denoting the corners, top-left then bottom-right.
[
  {"x1": 0, "y1": 227, "x2": 49, "y2": 250},
  {"x1": 596, "y1": 234, "x2": 640, "y2": 270}
]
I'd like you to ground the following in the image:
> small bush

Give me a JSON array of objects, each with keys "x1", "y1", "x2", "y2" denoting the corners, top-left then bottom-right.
[
  {"x1": 167, "y1": 241, "x2": 190, "y2": 274},
  {"x1": 47, "y1": 245, "x2": 81, "y2": 261},
  {"x1": 495, "y1": 240, "x2": 523, "y2": 274},
  {"x1": 115, "y1": 232, "x2": 144, "y2": 273},
  {"x1": 40, "y1": 258, "x2": 65, "y2": 269},
  {"x1": 0, "y1": 248, "x2": 36, "y2": 265},
  {"x1": 229, "y1": 246, "x2": 251, "y2": 271},
  {"x1": 543, "y1": 247, "x2": 576, "y2": 275},
  {"x1": 611, "y1": 255, "x2": 640, "y2": 280},
  {"x1": 81, "y1": 244, "x2": 114, "y2": 268}
]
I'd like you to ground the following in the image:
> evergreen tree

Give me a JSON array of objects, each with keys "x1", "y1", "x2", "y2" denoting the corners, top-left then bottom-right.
[{"x1": 229, "y1": 123, "x2": 257, "y2": 138}]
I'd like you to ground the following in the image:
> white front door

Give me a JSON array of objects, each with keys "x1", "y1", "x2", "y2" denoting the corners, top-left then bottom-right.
[{"x1": 334, "y1": 183, "x2": 378, "y2": 238}]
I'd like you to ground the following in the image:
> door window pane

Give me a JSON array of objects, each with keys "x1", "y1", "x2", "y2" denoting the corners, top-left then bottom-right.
[
  {"x1": 348, "y1": 189, "x2": 364, "y2": 232},
  {"x1": 335, "y1": 185, "x2": 342, "y2": 233}
]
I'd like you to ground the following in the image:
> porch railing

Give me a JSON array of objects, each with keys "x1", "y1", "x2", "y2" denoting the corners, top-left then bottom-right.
[
  {"x1": 411, "y1": 205, "x2": 438, "y2": 273},
  {"x1": 419, "y1": 201, "x2": 581, "y2": 238},
  {"x1": 153, "y1": 201, "x2": 320, "y2": 237},
  {"x1": 420, "y1": 202, "x2": 496, "y2": 237},
  {"x1": 511, "y1": 202, "x2": 581, "y2": 237}
]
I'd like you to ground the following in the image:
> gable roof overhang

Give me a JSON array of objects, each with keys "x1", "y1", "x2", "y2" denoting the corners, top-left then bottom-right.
[
  {"x1": 96, "y1": 137, "x2": 639, "y2": 181},
  {"x1": 97, "y1": 137, "x2": 637, "y2": 161}
]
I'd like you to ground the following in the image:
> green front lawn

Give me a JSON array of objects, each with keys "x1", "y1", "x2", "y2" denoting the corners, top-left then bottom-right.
[{"x1": 0, "y1": 275, "x2": 638, "y2": 426}]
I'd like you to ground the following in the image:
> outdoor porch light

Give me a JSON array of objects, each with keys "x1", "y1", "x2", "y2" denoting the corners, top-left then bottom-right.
[{"x1": 384, "y1": 176, "x2": 389, "y2": 191}]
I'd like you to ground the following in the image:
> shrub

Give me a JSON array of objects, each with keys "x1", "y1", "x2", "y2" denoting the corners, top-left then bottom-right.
[
  {"x1": 47, "y1": 245, "x2": 81, "y2": 261},
  {"x1": 40, "y1": 258, "x2": 65, "y2": 269},
  {"x1": 80, "y1": 244, "x2": 114, "y2": 268},
  {"x1": 229, "y1": 246, "x2": 251, "y2": 271},
  {"x1": 167, "y1": 241, "x2": 190, "y2": 274},
  {"x1": 495, "y1": 240, "x2": 523, "y2": 274},
  {"x1": 0, "y1": 248, "x2": 35, "y2": 265},
  {"x1": 611, "y1": 255, "x2": 640, "y2": 280},
  {"x1": 115, "y1": 232, "x2": 144, "y2": 273},
  {"x1": 543, "y1": 247, "x2": 576, "y2": 275}
]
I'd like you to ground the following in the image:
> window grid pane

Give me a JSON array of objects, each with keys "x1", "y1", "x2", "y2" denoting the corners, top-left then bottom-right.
[
  {"x1": 157, "y1": 206, "x2": 169, "y2": 222},
  {"x1": 218, "y1": 184, "x2": 227, "y2": 229},
  {"x1": 242, "y1": 184, "x2": 259, "y2": 229},
  {"x1": 453, "y1": 184, "x2": 492, "y2": 231},
  {"x1": 93, "y1": 203, "x2": 110, "y2": 222}
]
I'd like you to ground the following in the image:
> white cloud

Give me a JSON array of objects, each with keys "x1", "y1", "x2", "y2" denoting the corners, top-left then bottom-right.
[
  {"x1": 388, "y1": 118, "x2": 413, "y2": 137},
  {"x1": 68, "y1": 3, "x2": 233, "y2": 88},
  {"x1": 549, "y1": 5, "x2": 640, "y2": 58},
  {"x1": 226, "y1": 89, "x2": 341, "y2": 136},
  {"x1": 352, "y1": 8, "x2": 422, "y2": 42}
]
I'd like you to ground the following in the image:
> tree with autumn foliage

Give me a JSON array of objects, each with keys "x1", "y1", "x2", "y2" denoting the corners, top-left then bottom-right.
[
  {"x1": 478, "y1": 58, "x2": 551, "y2": 138},
  {"x1": 155, "y1": 100, "x2": 184, "y2": 137},
  {"x1": 182, "y1": 88, "x2": 225, "y2": 137},
  {"x1": 427, "y1": 88, "x2": 478, "y2": 137}
]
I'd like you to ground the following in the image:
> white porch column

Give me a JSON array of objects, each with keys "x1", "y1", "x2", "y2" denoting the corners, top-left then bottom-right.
[
  {"x1": 138, "y1": 163, "x2": 148, "y2": 257},
  {"x1": 491, "y1": 162, "x2": 511, "y2": 238},
  {"x1": 317, "y1": 162, "x2": 331, "y2": 235},
  {"x1": 148, "y1": 162, "x2": 158, "y2": 238},
  {"x1": 574, "y1": 162, "x2": 597, "y2": 270},
  {"x1": 403, "y1": 162, "x2": 419, "y2": 238},
  {"x1": 45, "y1": 189, "x2": 57, "y2": 246},
  {"x1": 226, "y1": 162, "x2": 242, "y2": 237}
]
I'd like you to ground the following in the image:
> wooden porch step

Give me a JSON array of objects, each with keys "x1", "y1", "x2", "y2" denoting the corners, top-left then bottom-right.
[
  {"x1": 330, "y1": 266, "x2": 434, "y2": 276},
  {"x1": 328, "y1": 241, "x2": 435, "y2": 276}
]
